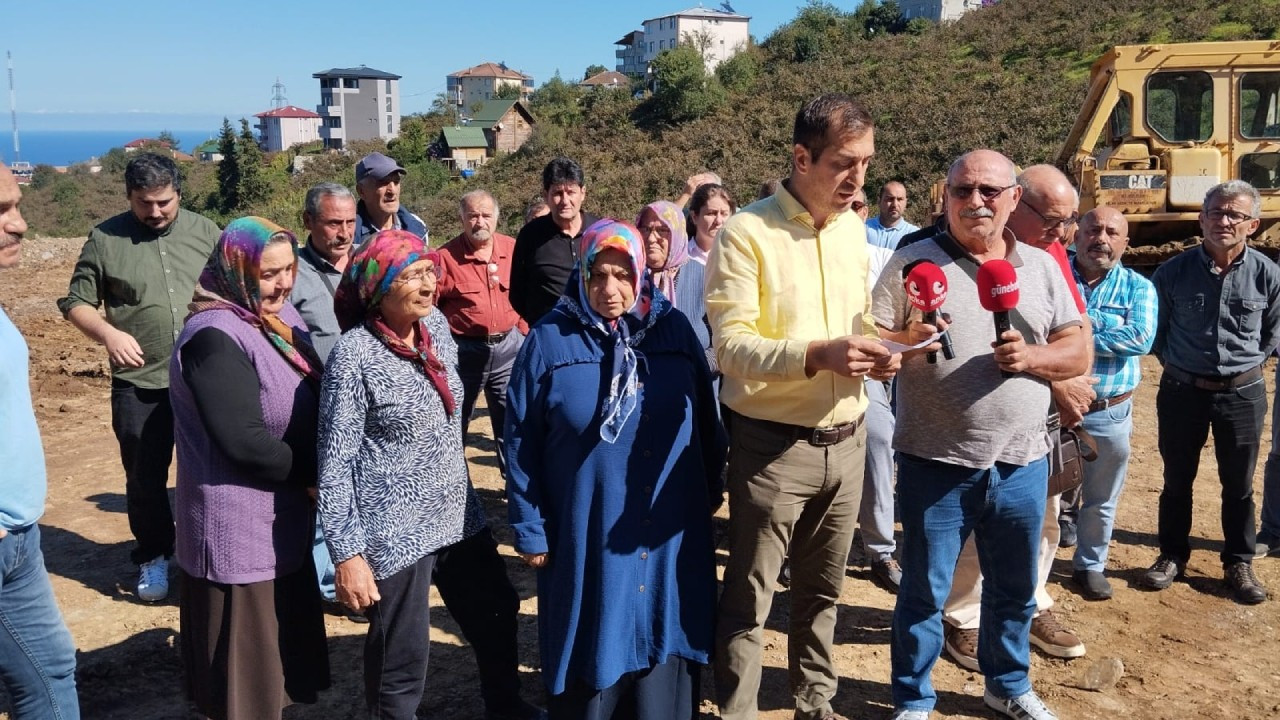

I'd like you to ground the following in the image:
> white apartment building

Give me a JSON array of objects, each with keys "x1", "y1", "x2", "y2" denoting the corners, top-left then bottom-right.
[
  {"x1": 446, "y1": 62, "x2": 534, "y2": 109},
  {"x1": 254, "y1": 106, "x2": 322, "y2": 152},
  {"x1": 619, "y1": 5, "x2": 750, "y2": 75},
  {"x1": 900, "y1": 0, "x2": 993, "y2": 22},
  {"x1": 313, "y1": 66, "x2": 402, "y2": 150}
]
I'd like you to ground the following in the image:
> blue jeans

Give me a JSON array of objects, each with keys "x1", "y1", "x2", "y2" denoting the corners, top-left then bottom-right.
[
  {"x1": 891, "y1": 454, "x2": 1047, "y2": 710},
  {"x1": 311, "y1": 511, "x2": 336, "y2": 602},
  {"x1": 1073, "y1": 400, "x2": 1134, "y2": 572},
  {"x1": 0, "y1": 524, "x2": 80, "y2": 720}
]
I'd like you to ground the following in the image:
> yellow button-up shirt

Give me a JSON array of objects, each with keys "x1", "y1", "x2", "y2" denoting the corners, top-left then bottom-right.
[{"x1": 705, "y1": 184, "x2": 875, "y2": 428}]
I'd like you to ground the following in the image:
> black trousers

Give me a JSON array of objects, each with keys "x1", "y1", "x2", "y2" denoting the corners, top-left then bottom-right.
[
  {"x1": 456, "y1": 332, "x2": 522, "y2": 479},
  {"x1": 366, "y1": 553, "x2": 437, "y2": 720},
  {"x1": 547, "y1": 656, "x2": 699, "y2": 720},
  {"x1": 1156, "y1": 374, "x2": 1266, "y2": 566},
  {"x1": 434, "y1": 528, "x2": 524, "y2": 713},
  {"x1": 110, "y1": 381, "x2": 176, "y2": 565}
]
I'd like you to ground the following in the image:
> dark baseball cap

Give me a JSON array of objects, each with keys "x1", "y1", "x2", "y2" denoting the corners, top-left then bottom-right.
[{"x1": 355, "y1": 152, "x2": 406, "y2": 184}]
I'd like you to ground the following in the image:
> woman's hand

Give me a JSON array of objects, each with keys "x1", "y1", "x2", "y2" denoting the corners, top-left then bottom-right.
[
  {"x1": 335, "y1": 555, "x2": 381, "y2": 611},
  {"x1": 519, "y1": 552, "x2": 548, "y2": 568}
]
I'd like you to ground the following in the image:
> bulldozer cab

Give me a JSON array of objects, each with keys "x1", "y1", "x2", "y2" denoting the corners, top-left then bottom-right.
[{"x1": 1057, "y1": 41, "x2": 1280, "y2": 263}]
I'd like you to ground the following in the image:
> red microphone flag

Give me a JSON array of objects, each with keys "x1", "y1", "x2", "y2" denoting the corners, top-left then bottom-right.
[
  {"x1": 905, "y1": 262, "x2": 948, "y2": 313},
  {"x1": 976, "y1": 259, "x2": 1019, "y2": 312}
]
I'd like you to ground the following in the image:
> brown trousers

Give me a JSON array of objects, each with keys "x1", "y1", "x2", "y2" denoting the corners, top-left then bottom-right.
[{"x1": 714, "y1": 410, "x2": 866, "y2": 720}]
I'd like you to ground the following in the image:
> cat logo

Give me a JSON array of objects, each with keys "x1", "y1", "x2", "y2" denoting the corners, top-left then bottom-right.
[{"x1": 1128, "y1": 174, "x2": 1154, "y2": 189}]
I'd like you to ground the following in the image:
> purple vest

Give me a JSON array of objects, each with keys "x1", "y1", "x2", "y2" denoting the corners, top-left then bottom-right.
[{"x1": 171, "y1": 305, "x2": 316, "y2": 584}]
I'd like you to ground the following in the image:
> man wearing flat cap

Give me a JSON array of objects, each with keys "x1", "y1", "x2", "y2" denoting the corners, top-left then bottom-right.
[{"x1": 354, "y1": 151, "x2": 428, "y2": 244}]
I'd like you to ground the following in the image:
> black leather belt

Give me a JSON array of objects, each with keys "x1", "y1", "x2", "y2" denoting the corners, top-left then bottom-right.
[
  {"x1": 1162, "y1": 364, "x2": 1263, "y2": 392},
  {"x1": 804, "y1": 418, "x2": 863, "y2": 446},
  {"x1": 455, "y1": 330, "x2": 512, "y2": 346},
  {"x1": 731, "y1": 410, "x2": 864, "y2": 448},
  {"x1": 1087, "y1": 390, "x2": 1133, "y2": 413}
]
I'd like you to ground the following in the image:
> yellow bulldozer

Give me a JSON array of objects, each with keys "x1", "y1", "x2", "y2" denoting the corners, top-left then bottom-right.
[{"x1": 1057, "y1": 40, "x2": 1280, "y2": 263}]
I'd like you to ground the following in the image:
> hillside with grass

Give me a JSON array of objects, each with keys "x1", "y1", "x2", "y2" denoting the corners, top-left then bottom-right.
[{"x1": 22, "y1": 0, "x2": 1280, "y2": 240}]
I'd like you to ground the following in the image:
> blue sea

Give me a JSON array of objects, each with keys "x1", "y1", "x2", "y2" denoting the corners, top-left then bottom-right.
[{"x1": 4, "y1": 130, "x2": 220, "y2": 167}]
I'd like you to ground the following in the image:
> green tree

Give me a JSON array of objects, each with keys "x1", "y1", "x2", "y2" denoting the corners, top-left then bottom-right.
[
  {"x1": 715, "y1": 47, "x2": 763, "y2": 94},
  {"x1": 530, "y1": 71, "x2": 584, "y2": 126},
  {"x1": 30, "y1": 164, "x2": 59, "y2": 190},
  {"x1": 647, "y1": 45, "x2": 727, "y2": 124},
  {"x1": 494, "y1": 83, "x2": 524, "y2": 100},
  {"x1": 100, "y1": 147, "x2": 129, "y2": 174},
  {"x1": 215, "y1": 118, "x2": 241, "y2": 213},
  {"x1": 583, "y1": 64, "x2": 608, "y2": 80},
  {"x1": 157, "y1": 130, "x2": 180, "y2": 151},
  {"x1": 388, "y1": 114, "x2": 435, "y2": 166},
  {"x1": 237, "y1": 118, "x2": 269, "y2": 210},
  {"x1": 865, "y1": 0, "x2": 907, "y2": 36}
]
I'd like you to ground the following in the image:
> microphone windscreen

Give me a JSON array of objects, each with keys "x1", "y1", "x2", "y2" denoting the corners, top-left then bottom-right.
[
  {"x1": 904, "y1": 261, "x2": 948, "y2": 312},
  {"x1": 976, "y1": 259, "x2": 1019, "y2": 312}
]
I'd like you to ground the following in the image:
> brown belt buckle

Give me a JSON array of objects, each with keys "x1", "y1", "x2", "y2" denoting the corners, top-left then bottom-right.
[{"x1": 807, "y1": 418, "x2": 858, "y2": 447}]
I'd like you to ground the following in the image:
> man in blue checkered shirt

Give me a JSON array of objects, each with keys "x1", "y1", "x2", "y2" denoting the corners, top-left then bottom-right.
[{"x1": 1067, "y1": 206, "x2": 1156, "y2": 600}]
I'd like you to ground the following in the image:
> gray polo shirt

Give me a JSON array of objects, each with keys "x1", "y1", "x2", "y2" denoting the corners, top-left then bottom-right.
[
  {"x1": 1151, "y1": 244, "x2": 1280, "y2": 377},
  {"x1": 291, "y1": 242, "x2": 343, "y2": 365},
  {"x1": 872, "y1": 237, "x2": 1082, "y2": 469}
]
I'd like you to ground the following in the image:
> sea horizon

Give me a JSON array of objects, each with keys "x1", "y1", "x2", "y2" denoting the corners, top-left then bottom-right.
[{"x1": 4, "y1": 129, "x2": 221, "y2": 167}]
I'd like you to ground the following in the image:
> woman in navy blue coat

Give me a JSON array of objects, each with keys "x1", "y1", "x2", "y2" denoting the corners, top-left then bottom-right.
[{"x1": 505, "y1": 219, "x2": 727, "y2": 720}]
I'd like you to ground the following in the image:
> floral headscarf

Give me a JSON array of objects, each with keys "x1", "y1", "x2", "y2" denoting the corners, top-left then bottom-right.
[
  {"x1": 333, "y1": 229, "x2": 456, "y2": 416},
  {"x1": 188, "y1": 216, "x2": 322, "y2": 381},
  {"x1": 635, "y1": 200, "x2": 690, "y2": 304},
  {"x1": 556, "y1": 218, "x2": 669, "y2": 443}
]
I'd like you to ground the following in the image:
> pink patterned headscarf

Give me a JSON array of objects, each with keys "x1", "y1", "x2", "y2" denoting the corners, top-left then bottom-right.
[{"x1": 635, "y1": 200, "x2": 690, "y2": 303}]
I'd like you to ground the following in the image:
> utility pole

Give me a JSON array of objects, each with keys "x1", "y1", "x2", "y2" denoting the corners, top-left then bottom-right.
[
  {"x1": 271, "y1": 77, "x2": 288, "y2": 109},
  {"x1": 7, "y1": 51, "x2": 18, "y2": 163}
]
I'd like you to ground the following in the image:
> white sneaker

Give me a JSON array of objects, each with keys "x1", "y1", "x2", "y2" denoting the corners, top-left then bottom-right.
[
  {"x1": 137, "y1": 556, "x2": 170, "y2": 602},
  {"x1": 890, "y1": 710, "x2": 931, "y2": 720},
  {"x1": 984, "y1": 690, "x2": 1058, "y2": 720}
]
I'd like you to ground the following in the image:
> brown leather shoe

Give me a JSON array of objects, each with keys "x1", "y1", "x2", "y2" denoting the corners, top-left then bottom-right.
[
  {"x1": 1030, "y1": 610, "x2": 1085, "y2": 659},
  {"x1": 943, "y1": 623, "x2": 980, "y2": 672}
]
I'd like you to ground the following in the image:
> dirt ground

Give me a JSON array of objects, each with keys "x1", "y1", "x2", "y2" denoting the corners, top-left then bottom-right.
[{"x1": 2, "y1": 235, "x2": 1279, "y2": 720}]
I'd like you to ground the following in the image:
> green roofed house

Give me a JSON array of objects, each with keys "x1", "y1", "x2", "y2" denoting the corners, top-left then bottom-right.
[
  {"x1": 467, "y1": 98, "x2": 536, "y2": 155},
  {"x1": 439, "y1": 126, "x2": 490, "y2": 172}
]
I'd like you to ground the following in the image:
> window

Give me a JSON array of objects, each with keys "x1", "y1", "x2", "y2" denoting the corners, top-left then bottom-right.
[
  {"x1": 386, "y1": 96, "x2": 392, "y2": 112},
  {"x1": 387, "y1": 115, "x2": 393, "y2": 134},
  {"x1": 321, "y1": 92, "x2": 334, "y2": 107},
  {"x1": 343, "y1": 78, "x2": 360, "y2": 89},
  {"x1": 1107, "y1": 92, "x2": 1133, "y2": 144},
  {"x1": 1240, "y1": 72, "x2": 1280, "y2": 139},
  {"x1": 660, "y1": 40, "x2": 665, "y2": 50},
  {"x1": 1240, "y1": 153, "x2": 1280, "y2": 189},
  {"x1": 325, "y1": 117, "x2": 342, "y2": 128},
  {"x1": 1145, "y1": 71, "x2": 1213, "y2": 142},
  {"x1": 649, "y1": 41, "x2": 654, "y2": 53},
  {"x1": 385, "y1": 79, "x2": 392, "y2": 94}
]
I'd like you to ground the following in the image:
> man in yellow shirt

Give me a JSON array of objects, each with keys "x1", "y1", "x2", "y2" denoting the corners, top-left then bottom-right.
[{"x1": 708, "y1": 93, "x2": 900, "y2": 720}]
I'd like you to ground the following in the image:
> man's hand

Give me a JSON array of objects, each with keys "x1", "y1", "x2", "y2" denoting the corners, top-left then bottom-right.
[
  {"x1": 993, "y1": 329, "x2": 1034, "y2": 374},
  {"x1": 806, "y1": 335, "x2": 896, "y2": 378},
  {"x1": 104, "y1": 327, "x2": 145, "y2": 368},
  {"x1": 0, "y1": 528, "x2": 7, "y2": 540},
  {"x1": 683, "y1": 172, "x2": 719, "y2": 196},
  {"x1": 519, "y1": 552, "x2": 548, "y2": 568},
  {"x1": 1052, "y1": 376, "x2": 1099, "y2": 428},
  {"x1": 335, "y1": 555, "x2": 381, "y2": 611}
]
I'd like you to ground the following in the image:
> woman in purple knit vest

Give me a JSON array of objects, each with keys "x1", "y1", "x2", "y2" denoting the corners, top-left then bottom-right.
[{"x1": 170, "y1": 217, "x2": 330, "y2": 720}]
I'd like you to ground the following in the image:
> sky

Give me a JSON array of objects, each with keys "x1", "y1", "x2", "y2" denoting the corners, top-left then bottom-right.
[{"x1": 4, "y1": 0, "x2": 825, "y2": 131}]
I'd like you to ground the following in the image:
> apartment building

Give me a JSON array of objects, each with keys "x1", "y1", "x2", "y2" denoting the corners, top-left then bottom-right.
[
  {"x1": 313, "y1": 65, "x2": 402, "y2": 150},
  {"x1": 446, "y1": 62, "x2": 534, "y2": 109},
  {"x1": 616, "y1": 5, "x2": 749, "y2": 76},
  {"x1": 254, "y1": 106, "x2": 322, "y2": 152}
]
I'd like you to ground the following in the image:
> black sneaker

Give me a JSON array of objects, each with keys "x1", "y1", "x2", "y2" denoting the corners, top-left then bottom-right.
[
  {"x1": 1142, "y1": 555, "x2": 1183, "y2": 590},
  {"x1": 1058, "y1": 517, "x2": 1077, "y2": 549},
  {"x1": 1224, "y1": 562, "x2": 1267, "y2": 605},
  {"x1": 1072, "y1": 569, "x2": 1113, "y2": 600}
]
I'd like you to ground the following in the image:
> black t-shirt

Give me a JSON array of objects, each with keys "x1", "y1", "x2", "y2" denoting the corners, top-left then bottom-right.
[{"x1": 510, "y1": 212, "x2": 600, "y2": 325}]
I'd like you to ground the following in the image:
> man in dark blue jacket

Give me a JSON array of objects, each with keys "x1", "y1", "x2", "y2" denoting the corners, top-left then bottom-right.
[{"x1": 354, "y1": 152, "x2": 428, "y2": 244}]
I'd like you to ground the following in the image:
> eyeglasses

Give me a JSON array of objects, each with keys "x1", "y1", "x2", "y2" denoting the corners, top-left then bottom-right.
[
  {"x1": 394, "y1": 265, "x2": 440, "y2": 287},
  {"x1": 851, "y1": 200, "x2": 867, "y2": 212},
  {"x1": 1019, "y1": 200, "x2": 1079, "y2": 233},
  {"x1": 947, "y1": 184, "x2": 1016, "y2": 201},
  {"x1": 1205, "y1": 209, "x2": 1256, "y2": 225}
]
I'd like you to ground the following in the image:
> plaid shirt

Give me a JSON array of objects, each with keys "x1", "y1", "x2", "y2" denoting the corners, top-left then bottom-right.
[{"x1": 1071, "y1": 254, "x2": 1158, "y2": 399}]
